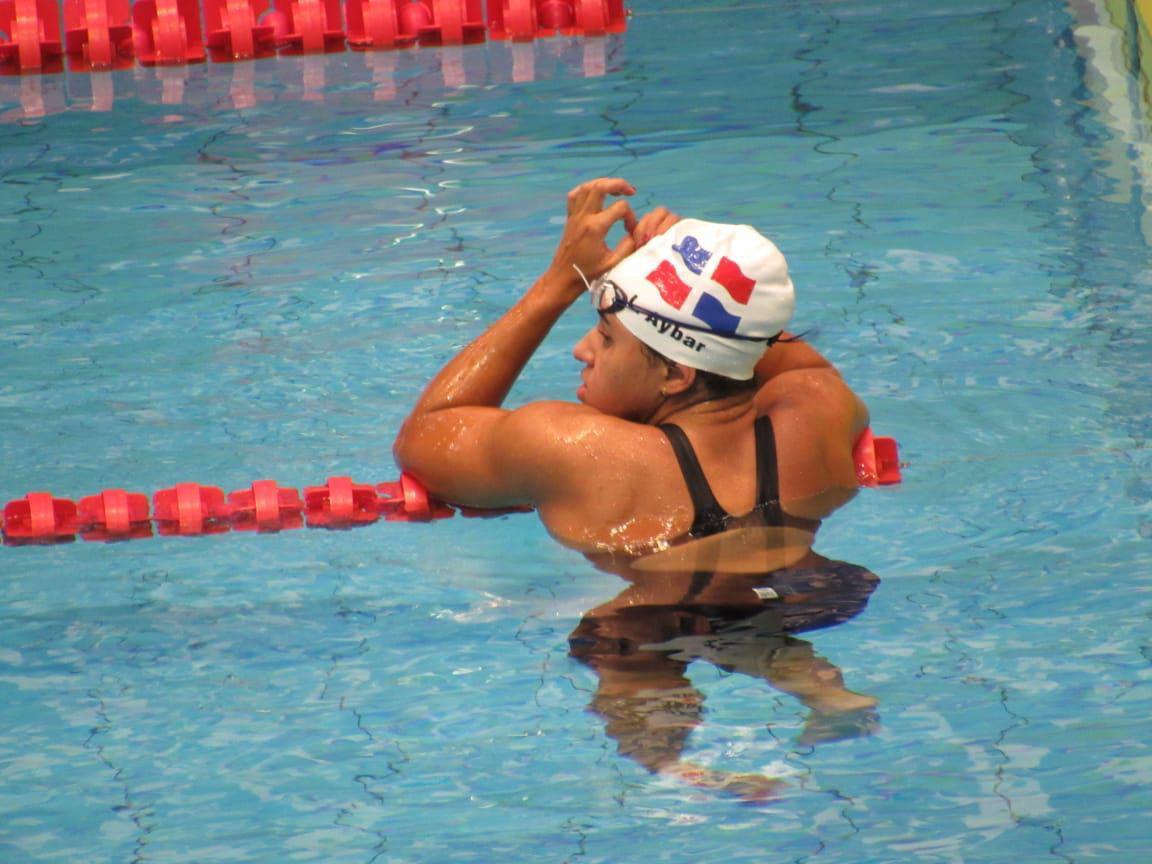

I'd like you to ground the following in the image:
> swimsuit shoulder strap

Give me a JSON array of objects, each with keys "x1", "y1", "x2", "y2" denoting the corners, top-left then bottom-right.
[
  {"x1": 754, "y1": 414, "x2": 782, "y2": 513},
  {"x1": 754, "y1": 414, "x2": 823, "y2": 531},
  {"x1": 658, "y1": 423, "x2": 730, "y2": 538}
]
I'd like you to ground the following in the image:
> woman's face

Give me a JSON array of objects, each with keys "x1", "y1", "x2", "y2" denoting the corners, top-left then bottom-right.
[{"x1": 573, "y1": 313, "x2": 668, "y2": 422}]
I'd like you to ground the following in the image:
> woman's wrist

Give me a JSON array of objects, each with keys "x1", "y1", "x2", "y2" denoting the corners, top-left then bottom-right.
[{"x1": 527, "y1": 266, "x2": 586, "y2": 313}]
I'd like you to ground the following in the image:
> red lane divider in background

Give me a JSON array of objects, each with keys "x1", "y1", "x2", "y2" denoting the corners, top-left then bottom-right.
[
  {"x1": 375, "y1": 474, "x2": 456, "y2": 522},
  {"x1": 344, "y1": 0, "x2": 413, "y2": 49},
  {"x1": 202, "y1": 0, "x2": 277, "y2": 61},
  {"x1": 3, "y1": 492, "x2": 78, "y2": 543},
  {"x1": 305, "y1": 476, "x2": 380, "y2": 527},
  {"x1": 1, "y1": 0, "x2": 629, "y2": 73},
  {"x1": 131, "y1": 0, "x2": 207, "y2": 65},
  {"x1": 78, "y1": 488, "x2": 153, "y2": 541},
  {"x1": 489, "y1": 0, "x2": 624, "y2": 41},
  {"x1": 1, "y1": 432, "x2": 901, "y2": 547},
  {"x1": 853, "y1": 429, "x2": 901, "y2": 488},
  {"x1": 2, "y1": 473, "x2": 461, "y2": 546},
  {"x1": 277, "y1": 0, "x2": 346, "y2": 55},
  {"x1": 154, "y1": 482, "x2": 232, "y2": 536},
  {"x1": 228, "y1": 479, "x2": 305, "y2": 532},
  {"x1": 64, "y1": 0, "x2": 135, "y2": 71},
  {"x1": 0, "y1": 0, "x2": 64, "y2": 72}
]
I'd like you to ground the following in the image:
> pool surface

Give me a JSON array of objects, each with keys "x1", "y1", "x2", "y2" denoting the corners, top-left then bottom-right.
[{"x1": 2, "y1": 0, "x2": 1151, "y2": 861}]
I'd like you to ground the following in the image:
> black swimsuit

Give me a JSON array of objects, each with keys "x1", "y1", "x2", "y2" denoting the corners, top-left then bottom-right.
[{"x1": 658, "y1": 415, "x2": 821, "y2": 538}]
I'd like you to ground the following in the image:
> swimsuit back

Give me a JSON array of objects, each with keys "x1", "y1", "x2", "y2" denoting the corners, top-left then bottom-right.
[{"x1": 658, "y1": 415, "x2": 821, "y2": 539}]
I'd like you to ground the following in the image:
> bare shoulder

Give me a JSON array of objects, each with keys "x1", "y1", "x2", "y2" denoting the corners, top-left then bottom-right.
[
  {"x1": 500, "y1": 401, "x2": 677, "y2": 550},
  {"x1": 756, "y1": 366, "x2": 867, "y2": 430},
  {"x1": 755, "y1": 367, "x2": 870, "y2": 493},
  {"x1": 499, "y1": 401, "x2": 655, "y2": 475},
  {"x1": 394, "y1": 397, "x2": 661, "y2": 514},
  {"x1": 499, "y1": 401, "x2": 668, "y2": 503}
]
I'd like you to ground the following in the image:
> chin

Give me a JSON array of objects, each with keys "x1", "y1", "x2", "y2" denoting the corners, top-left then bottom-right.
[{"x1": 579, "y1": 391, "x2": 616, "y2": 416}]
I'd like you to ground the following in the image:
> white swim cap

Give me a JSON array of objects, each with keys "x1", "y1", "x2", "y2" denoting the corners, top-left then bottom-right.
[{"x1": 593, "y1": 219, "x2": 795, "y2": 380}]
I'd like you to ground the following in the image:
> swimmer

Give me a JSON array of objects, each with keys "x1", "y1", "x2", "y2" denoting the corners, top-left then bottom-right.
[
  {"x1": 393, "y1": 178, "x2": 877, "y2": 799},
  {"x1": 393, "y1": 177, "x2": 870, "y2": 557}
]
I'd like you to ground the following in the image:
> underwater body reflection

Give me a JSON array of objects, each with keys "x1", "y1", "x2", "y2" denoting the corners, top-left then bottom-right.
[{"x1": 571, "y1": 529, "x2": 880, "y2": 802}]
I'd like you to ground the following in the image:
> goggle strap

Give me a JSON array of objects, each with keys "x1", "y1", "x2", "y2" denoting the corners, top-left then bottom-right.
[
  {"x1": 573, "y1": 264, "x2": 594, "y2": 292},
  {"x1": 586, "y1": 274, "x2": 777, "y2": 344}
]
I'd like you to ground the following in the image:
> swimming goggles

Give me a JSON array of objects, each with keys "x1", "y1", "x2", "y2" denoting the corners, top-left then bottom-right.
[{"x1": 590, "y1": 278, "x2": 778, "y2": 344}]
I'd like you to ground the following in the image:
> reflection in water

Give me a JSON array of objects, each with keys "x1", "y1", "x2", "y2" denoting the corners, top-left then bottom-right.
[
  {"x1": 570, "y1": 547, "x2": 880, "y2": 803},
  {"x1": 0, "y1": 37, "x2": 622, "y2": 123}
]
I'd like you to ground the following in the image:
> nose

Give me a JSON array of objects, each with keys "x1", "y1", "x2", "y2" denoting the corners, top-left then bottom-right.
[{"x1": 573, "y1": 329, "x2": 595, "y2": 364}]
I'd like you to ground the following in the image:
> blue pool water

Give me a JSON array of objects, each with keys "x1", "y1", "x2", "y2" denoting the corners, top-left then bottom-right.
[{"x1": 3, "y1": 0, "x2": 1151, "y2": 861}]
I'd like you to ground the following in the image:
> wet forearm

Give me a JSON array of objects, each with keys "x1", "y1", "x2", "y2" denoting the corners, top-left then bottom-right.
[{"x1": 405, "y1": 272, "x2": 575, "y2": 416}]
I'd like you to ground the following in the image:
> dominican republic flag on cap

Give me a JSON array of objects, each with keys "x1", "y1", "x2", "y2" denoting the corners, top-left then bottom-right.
[{"x1": 601, "y1": 219, "x2": 796, "y2": 379}]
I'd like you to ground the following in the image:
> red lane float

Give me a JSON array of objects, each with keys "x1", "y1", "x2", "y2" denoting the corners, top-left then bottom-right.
[
  {"x1": 488, "y1": 0, "x2": 624, "y2": 40},
  {"x1": 376, "y1": 472, "x2": 454, "y2": 522},
  {"x1": 419, "y1": 0, "x2": 484, "y2": 46},
  {"x1": 305, "y1": 476, "x2": 380, "y2": 527},
  {"x1": 2, "y1": 492, "x2": 77, "y2": 544},
  {"x1": 853, "y1": 429, "x2": 901, "y2": 487},
  {"x1": 0, "y1": 0, "x2": 64, "y2": 73},
  {"x1": 132, "y1": 0, "x2": 206, "y2": 65},
  {"x1": 486, "y1": 0, "x2": 531, "y2": 40},
  {"x1": 63, "y1": 0, "x2": 135, "y2": 70},
  {"x1": 277, "y1": 0, "x2": 345, "y2": 55},
  {"x1": 228, "y1": 479, "x2": 304, "y2": 532},
  {"x1": 77, "y1": 488, "x2": 152, "y2": 541},
  {"x1": 202, "y1": 0, "x2": 277, "y2": 61},
  {"x1": 2, "y1": 432, "x2": 901, "y2": 547},
  {"x1": 154, "y1": 482, "x2": 232, "y2": 536},
  {"x1": 345, "y1": 0, "x2": 418, "y2": 49},
  {"x1": 575, "y1": 0, "x2": 624, "y2": 36}
]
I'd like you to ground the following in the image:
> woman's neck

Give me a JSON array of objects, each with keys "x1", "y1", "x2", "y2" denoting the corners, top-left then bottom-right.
[{"x1": 646, "y1": 390, "x2": 756, "y2": 427}]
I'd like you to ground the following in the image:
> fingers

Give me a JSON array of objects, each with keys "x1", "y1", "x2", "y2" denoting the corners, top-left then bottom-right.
[
  {"x1": 609, "y1": 232, "x2": 638, "y2": 268},
  {"x1": 566, "y1": 177, "x2": 636, "y2": 216},
  {"x1": 590, "y1": 199, "x2": 639, "y2": 269},
  {"x1": 570, "y1": 197, "x2": 636, "y2": 245},
  {"x1": 633, "y1": 206, "x2": 680, "y2": 247},
  {"x1": 601, "y1": 198, "x2": 639, "y2": 237},
  {"x1": 564, "y1": 180, "x2": 681, "y2": 248},
  {"x1": 607, "y1": 201, "x2": 642, "y2": 263},
  {"x1": 606, "y1": 204, "x2": 678, "y2": 267}
]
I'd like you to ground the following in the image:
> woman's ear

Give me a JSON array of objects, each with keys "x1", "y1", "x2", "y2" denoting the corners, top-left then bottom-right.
[{"x1": 661, "y1": 362, "x2": 696, "y2": 397}]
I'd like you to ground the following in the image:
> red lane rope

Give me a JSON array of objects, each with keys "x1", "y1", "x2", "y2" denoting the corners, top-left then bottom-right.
[
  {"x1": 1, "y1": 432, "x2": 899, "y2": 546},
  {"x1": 1, "y1": 0, "x2": 629, "y2": 74},
  {"x1": 1, "y1": 473, "x2": 455, "y2": 545}
]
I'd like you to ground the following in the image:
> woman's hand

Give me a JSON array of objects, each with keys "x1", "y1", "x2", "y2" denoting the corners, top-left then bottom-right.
[
  {"x1": 632, "y1": 205, "x2": 680, "y2": 247},
  {"x1": 543, "y1": 178, "x2": 639, "y2": 301}
]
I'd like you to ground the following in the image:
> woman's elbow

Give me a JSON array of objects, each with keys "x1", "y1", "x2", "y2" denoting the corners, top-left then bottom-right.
[{"x1": 392, "y1": 419, "x2": 421, "y2": 471}]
